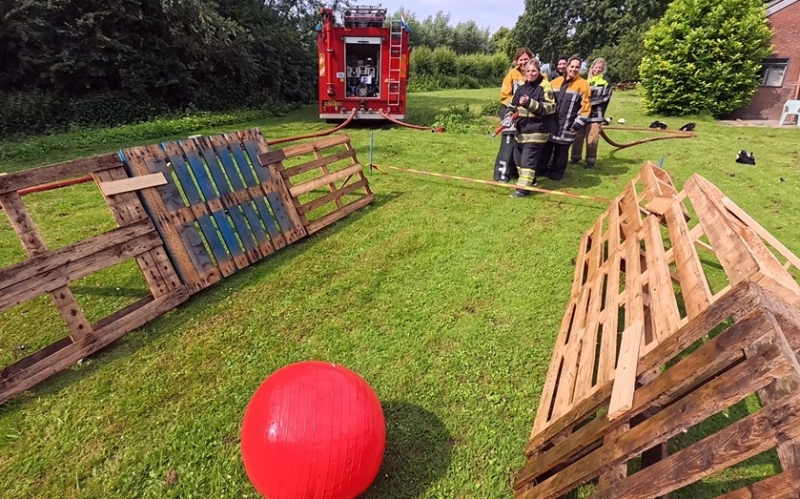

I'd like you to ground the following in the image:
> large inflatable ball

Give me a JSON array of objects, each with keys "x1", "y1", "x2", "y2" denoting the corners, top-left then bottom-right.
[{"x1": 241, "y1": 361, "x2": 386, "y2": 499}]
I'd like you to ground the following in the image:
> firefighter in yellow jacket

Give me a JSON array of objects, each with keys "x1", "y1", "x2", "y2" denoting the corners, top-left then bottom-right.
[
  {"x1": 505, "y1": 59, "x2": 556, "y2": 197},
  {"x1": 537, "y1": 55, "x2": 591, "y2": 181}
]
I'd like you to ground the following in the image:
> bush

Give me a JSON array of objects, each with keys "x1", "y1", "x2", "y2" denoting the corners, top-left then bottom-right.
[
  {"x1": 431, "y1": 46, "x2": 458, "y2": 76},
  {"x1": 410, "y1": 46, "x2": 436, "y2": 76},
  {"x1": 639, "y1": 0, "x2": 773, "y2": 117}
]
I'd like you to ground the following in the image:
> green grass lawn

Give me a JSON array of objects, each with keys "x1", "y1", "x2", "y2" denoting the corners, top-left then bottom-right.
[{"x1": 1, "y1": 89, "x2": 800, "y2": 499}]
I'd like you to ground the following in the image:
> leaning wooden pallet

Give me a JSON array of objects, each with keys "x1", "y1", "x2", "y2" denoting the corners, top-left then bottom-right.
[
  {"x1": 516, "y1": 162, "x2": 800, "y2": 498},
  {"x1": 0, "y1": 154, "x2": 189, "y2": 406},
  {"x1": 1, "y1": 131, "x2": 376, "y2": 405}
]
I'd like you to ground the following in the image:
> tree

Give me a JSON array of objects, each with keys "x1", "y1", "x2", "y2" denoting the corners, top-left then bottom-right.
[
  {"x1": 490, "y1": 27, "x2": 514, "y2": 59},
  {"x1": 639, "y1": 0, "x2": 773, "y2": 116},
  {"x1": 588, "y1": 21, "x2": 654, "y2": 83},
  {"x1": 512, "y1": 0, "x2": 671, "y2": 64}
]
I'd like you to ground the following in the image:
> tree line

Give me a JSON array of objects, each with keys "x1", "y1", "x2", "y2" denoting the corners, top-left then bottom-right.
[{"x1": 0, "y1": 0, "x2": 334, "y2": 136}]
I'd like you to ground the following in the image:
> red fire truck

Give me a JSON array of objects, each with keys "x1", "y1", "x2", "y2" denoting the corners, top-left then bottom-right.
[{"x1": 316, "y1": 5, "x2": 410, "y2": 121}]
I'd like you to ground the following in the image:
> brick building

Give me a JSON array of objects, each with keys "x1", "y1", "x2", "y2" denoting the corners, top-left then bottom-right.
[{"x1": 733, "y1": 0, "x2": 800, "y2": 120}]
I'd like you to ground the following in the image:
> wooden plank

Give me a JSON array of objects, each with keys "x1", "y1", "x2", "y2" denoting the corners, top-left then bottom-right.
[
  {"x1": 179, "y1": 140, "x2": 249, "y2": 270},
  {"x1": 573, "y1": 269, "x2": 607, "y2": 401},
  {"x1": 121, "y1": 145, "x2": 214, "y2": 291},
  {"x1": 0, "y1": 287, "x2": 189, "y2": 406},
  {"x1": 0, "y1": 220, "x2": 154, "y2": 292},
  {"x1": 608, "y1": 321, "x2": 643, "y2": 419},
  {"x1": 163, "y1": 142, "x2": 236, "y2": 277},
  {"x1": 298, "y1": 178, "x2": 369, "y2": 215},
  {"x1": 93, "y1": 167, "x2": 173, "y2": 298},
  {"x1": 590, "y1": 391, "x2": 800, "y2": 499},
  {"x1": 642, "y1": 216, "x2": 681, "y2": 344},
  {"x1": 685, "y1": 176, "x2": 760, "y2": 286},
  {"x1": 517, "y1": 342, "x2": 792, "y2": 499},
  {"x1": 532, "y1": 230, "x2": 594, "y2": 437},
  {"x1": 281, "y1": 148, "x2": 357, "y2": 178},
  {"x1": 241, "y1": 129, "x2": 306, "y2": 244},
  {"x1": 343, "y1": 139, "x2": 373, "y2": 197},
  {"x1": 620, "y1": 180, "x2": 641, "y2": 239},
  {"x1": 0, "y1": 154, "x2": 121, "y2": 194},
  {"x1": 716, "y1": 468, "x2": 800, "y2": 499},
  {"x1": 723, "y1": 196, "x2": 800, "y2": 271},
  {"x1": 597, "y1": 201, "x2": 623, "y2": 387},
  {"x1": 518, "y1": 307, "x2": 775, "y2": 484},
  {"x1": 289, "y1": 163, "x2": 364, "y2": 198},
  {"x1": 98, "y1": 173, "x2": 167, "y2": 196},
  {"x1": 209, "y1": 135, "x2": 274, "y2": 258},
  {"x1": 0, "y1": 231, "x2": 163, "y2": 313},
  {"x1": 305, "y1": 194, "x2": 374, "y2": 235},
  {"x1": 314, "y1": 148, "x2": 344, "y2": 209},
  {"x1": 222, "y1": 132, "x2": 287, "y2": 250},
  {"x1": 644, "y1": 196, "x2": 674, "y2": 216},
  {"x1": 526, "y1": 280, "x2": 766, "y2": 456},
  {"x1": 0, "y1": 191, "x2": 93, "y2": 340},
  {"x1": 0, "y1": 337, "x2": 73, "y2": 381},
  {"x1": 664, "y1": 199, "x2": 712, "y2": 318},
  {"x1": 276, "y1": 134, "x2": 352, "y2": 157},
  {"x1": 191, "y1": 138, "x2": 261, "y2": 263},
  {"x1": 639, "y1": 162, "x2": 663, "y2": 202}
]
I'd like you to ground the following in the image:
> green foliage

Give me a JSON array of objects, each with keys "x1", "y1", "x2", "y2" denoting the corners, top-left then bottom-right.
[
  {"x1": 512, "y1": 0, "x2": 670, "y2": 65},
  {"x1": 639, "y1": 0, "x2": 773, "y2": 116},
  {"x1": 588, "y1": 21, "x2": 654, "y2": 83},
  {"x1": 390, "y1": 10, "x2": 492, "y2": 54},
  {"x1": 408, "y1": 49, "x2": 507, "y2": 92},
  {"x1": 490, "y1": 27, "x2": 515, "y2": 60},
  {"x1": 0, "y1": 0, "x2": 326, "y2": 136}
]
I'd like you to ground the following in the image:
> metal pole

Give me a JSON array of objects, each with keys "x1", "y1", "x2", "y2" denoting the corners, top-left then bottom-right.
[{"x1": 369, "y1": 130, "x2": 374, "y2": 174}]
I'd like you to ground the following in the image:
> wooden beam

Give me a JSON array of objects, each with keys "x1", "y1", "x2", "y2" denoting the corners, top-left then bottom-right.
[{"x1": 98, "y1": 173, "x2": 167, "y2": 196}]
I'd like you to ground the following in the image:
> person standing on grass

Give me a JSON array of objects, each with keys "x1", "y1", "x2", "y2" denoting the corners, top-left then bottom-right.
[
  {"x1": 571, "y1": 57, "x2": 612, "y2": 169},
  {"x1": 493, "y1": 48, "x2": 534, "y2": 182},
  {"x1": 537, "y1": 55, "x2": 590, "y2": 182},
  {"x1": 506, "y1": 59, "x2": 556, "y2": 198}
]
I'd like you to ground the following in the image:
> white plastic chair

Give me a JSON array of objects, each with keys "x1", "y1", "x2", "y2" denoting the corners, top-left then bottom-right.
[{"x1": 779, "y1": 100, "x2": 800, "y2": 126}]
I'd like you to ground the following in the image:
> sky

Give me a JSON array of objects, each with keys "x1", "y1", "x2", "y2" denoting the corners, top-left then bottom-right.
[{"x1": 396, "y1": 0, "x2": 525, "y2": 33}]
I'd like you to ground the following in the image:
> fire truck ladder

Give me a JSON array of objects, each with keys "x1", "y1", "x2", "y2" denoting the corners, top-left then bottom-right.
[{"x1": 387, "y1": 19, "x2": 403, "y2": 108}]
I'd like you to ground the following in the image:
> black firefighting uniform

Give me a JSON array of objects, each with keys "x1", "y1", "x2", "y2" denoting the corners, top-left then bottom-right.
[
  {"x1": 505, "y1": 75, "x2": 556, "y2": 189},
  {"x1": 537, "y1": 75, "x2": 591, "y2": 180}
]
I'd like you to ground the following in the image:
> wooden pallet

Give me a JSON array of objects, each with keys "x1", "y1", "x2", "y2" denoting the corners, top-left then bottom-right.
[
  {"x1": 0, "y1": 154, "x2": 189, "y2": 406},
  {"x1": 120, "y1": 128, "x2": 307, "y2": 293},
  {"x1": 517, "y1": 162, "x2": 800, "y2": 498},
  {"x1": 258, "y1": 134, "x2": 375, "y2": 235}
]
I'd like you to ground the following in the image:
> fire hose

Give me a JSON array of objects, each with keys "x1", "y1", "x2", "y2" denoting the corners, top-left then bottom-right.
[
  {"x1": 266, "y1": 108, "x2": 358, "y2": 146},
  {"x1": 378, "y1": 110, "x2": 445, "y2": 133},
  {"x1": 600, "y1": 126, "x2": 696, "y2": 149}
]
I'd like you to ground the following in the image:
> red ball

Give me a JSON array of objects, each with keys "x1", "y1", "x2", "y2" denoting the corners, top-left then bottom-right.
[{"x1": 241, "y1": 361, "x2": 386, "y2": 499}]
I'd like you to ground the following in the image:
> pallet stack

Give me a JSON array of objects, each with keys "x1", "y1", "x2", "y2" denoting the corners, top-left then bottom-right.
[
  {"x1": 0, "y1": 130, "x2": 373, "y2": 405},
  {"x1": 514, "y1": 162, "x2": 800, "y2": 498}
]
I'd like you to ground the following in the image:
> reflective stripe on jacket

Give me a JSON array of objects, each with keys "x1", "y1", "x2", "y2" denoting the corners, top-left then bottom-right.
[
  {"x1": 508, "y1": 76, "x2": 556, "y2": 144},
  {"x1": 588, "y1": 74, "x2": 612, "y2": 123},
  {"x1": 547, "y1": 76, "x2": 591, "y2": 144}
]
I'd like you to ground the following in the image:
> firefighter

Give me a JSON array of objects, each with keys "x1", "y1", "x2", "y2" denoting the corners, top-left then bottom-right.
[
  {"x1": 493, "y1": 48, "x2": 533, "y2": 182},
  {"x1": 571, "y1": 57, "x2": 612, "y2": 169},
  {"x1": 548, "y1": 56, "x2": 567, "y2": 81},
  {"x1": 506, "y1": 59, "x2": 556, "y2": 198},
  {"x1": 537, "y1": 55, "x2": 590, "y2": 181}
]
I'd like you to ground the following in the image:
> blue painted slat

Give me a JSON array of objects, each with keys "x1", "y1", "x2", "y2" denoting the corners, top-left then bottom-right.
[
  {"x1": 226, "y1": 140, "x2": 284, "y2": 240},
  {"x1": 180, "y1": 145, "x2": 245, "y2": 263},
  {"x1": 198, "y1": 144, "x2": 259, "y2": 257},
  {"x1": 166, "y1": 151, "x2": 231, "y2": 269},
  {"x1": 212, "y1": 142, "x2": 270, "y2": 250},
  {"x1": 241, "y1": 140, "x2": 294, "y2": 234}
]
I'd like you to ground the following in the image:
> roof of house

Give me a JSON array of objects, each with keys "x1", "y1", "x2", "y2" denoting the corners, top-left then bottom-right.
[{"x1": 767, "y1": 0, "x2": 799, "y2": 16}]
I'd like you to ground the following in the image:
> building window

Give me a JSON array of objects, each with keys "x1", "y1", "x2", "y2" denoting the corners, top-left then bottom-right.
[{"x1": 760, "y1": 58, "x2": 789, "y2": 87}]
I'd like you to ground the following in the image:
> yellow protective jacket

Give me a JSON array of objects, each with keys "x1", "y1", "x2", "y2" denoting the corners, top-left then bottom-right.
[
  {"x1": 500, "y1": 67, "x2": 549, "y2": 107},
  {"x1": 507, "y1": 76, "x2": 556, "y2": 144},
  {"x1": 547, "y1": 75, "x2": 591, "y2": 145}
]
